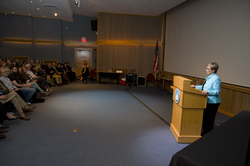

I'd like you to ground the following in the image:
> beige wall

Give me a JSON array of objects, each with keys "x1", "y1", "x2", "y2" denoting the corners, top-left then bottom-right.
[{"x1": 97, "y1": 13, "x2": 164, "y2": 77}]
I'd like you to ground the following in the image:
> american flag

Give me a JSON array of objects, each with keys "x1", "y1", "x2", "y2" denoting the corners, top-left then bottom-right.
[{"x1": 153, "y1": 39, "x2": 158, "y2": 80}]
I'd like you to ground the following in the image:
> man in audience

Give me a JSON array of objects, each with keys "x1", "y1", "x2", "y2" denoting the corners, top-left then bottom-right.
[
  {"x1": 0, "y1": 61, "x2": 11, "y2": 75},
  {"x1": 14, "y1": 58, "x2": 22, "y2": 67},
  {"x1": 6, "y1": 60, "x2": 12, "y2": 69},
  {"x1": 8, "y1": 66, "x2": 36, "y2": 104},
  {"x1": 0, "y1": 68, "x2": 26, "y2": 102},
  {"x1": 0, "y1": 80, "x2": 34, "y2": 120},
  {"x1": 46, "y1": 63, "x2": 63, "y2": 87},
  {"x1": 29, "y1": 60, "x2": 34, "y2": 66},
  {"x1": 5, "y1": 56, "x2": 9, "y2": 62}
]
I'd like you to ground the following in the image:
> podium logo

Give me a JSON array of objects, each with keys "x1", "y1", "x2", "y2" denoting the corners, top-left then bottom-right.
[{"x1": 175, "y1": 88, "x2": 180, "y2": 104}]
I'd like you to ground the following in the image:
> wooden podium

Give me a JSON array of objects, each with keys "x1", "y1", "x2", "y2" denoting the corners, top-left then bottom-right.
[{"x1": 170, "y1": 76, "x2": 207, "y2": 143}]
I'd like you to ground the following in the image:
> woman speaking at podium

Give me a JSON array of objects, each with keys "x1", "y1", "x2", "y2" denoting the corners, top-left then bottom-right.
[{"x1": 191, "y1": 62, "x2": 221, "y2": 136}]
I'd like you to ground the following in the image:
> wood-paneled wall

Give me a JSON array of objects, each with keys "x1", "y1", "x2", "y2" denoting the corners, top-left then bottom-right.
[
  {"x1": 97, "y1": 13, "x2": 164, "y2": 76},
  {"x1": 160, "y1": 71, "x2": 250, "y2": 117}
]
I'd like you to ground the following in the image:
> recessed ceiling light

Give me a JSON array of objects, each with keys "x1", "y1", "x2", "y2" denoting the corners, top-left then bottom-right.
[
  {"x1": 43, "y1": 15, "x2": 46, "y2": 17},
  {"x1": 87, "y1": 5, "x2": 90, "y2": 7},
  {"x1": 28, "y1": 14, "x2": 31, "y2": 16},
  {"x1": 37, "y1": 8, "x2": 40, "y2": 10},
  {"x1": 54, "y1": 13, "x2": 57, "y2": 16},
  {"x1": 12, "y1": 12, "x2": 14, "y2": 14},
  {"x1": 30, "y1": 1, "x2": 33, "y2": 3}
]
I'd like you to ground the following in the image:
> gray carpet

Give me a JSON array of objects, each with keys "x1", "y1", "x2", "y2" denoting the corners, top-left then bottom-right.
[{"x1": 0, "y1": 81, "x2": 229, "y2": 166}]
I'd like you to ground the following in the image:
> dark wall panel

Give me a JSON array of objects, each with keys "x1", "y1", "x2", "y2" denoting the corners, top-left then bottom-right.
[
  {"x1": 63, "y1": 15, "x2": 97, "y2": 42},
  {"x1": 33, "y1": 18, "x2": 61, "y2": 40},
  {"x1": 0, "y1": 43, "x2": 33, "y2": 60},
  {"x1": 0, "y1": 14, "x2": 32, "y2": 39}
]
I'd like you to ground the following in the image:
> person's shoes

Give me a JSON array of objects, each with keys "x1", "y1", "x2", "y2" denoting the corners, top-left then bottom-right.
[
  {"x1": 23, "y1": 109, "x2": 34, "y2": 112},
  {"x1": 0, "y1": 125, "x2": 9, "y2": 129},
  {"x1": 0, "y1": 135, "x2": 6, "y2": 139},
  {"x1": 27, "y1": 102, "x2": 31, "y2": 105},
  {"x1": 8, "y1": 116, "x2": 18, "y2": 121},
  {"x1": 0, "y1": 129, "x2": 8, "y2": 133},
  {"x1": 20, "y1": 116, "x2": 30, "y2": 120},
  {"x1": 46, "y1": 89, "x2": 52, "y2": 96},
  {"x1": 29, "y1": 106, "x2": 36, "y2": 109},
  {"x1": 41, "y1": 91, "x2": 47, "y2": 95}
]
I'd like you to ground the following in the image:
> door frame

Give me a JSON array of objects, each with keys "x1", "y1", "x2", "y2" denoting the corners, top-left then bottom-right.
[{"x1": 74, "y1": 48, "x2": 93, "y2": 70}]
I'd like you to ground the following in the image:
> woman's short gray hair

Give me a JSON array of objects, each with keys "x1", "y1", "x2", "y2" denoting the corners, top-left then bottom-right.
[{"x1": 208, "y1": 62, "x2": 219, "y2": 73}]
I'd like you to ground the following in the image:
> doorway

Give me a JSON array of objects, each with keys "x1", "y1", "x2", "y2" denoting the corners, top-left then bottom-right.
[{"x1": 74, "y1": 48, "x2": 92, "y2": 77}]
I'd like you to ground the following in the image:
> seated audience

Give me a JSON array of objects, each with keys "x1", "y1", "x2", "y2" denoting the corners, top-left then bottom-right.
[
  {"x1": 26, "y1": 64, "x2": 49, "y2": 88},
  {"x1": 56, "y1": 63, "x2": 71, "y2": 84},
  {"x1": 0, "y1": 80, "x2": 35, "y2": 120},
  {"x1": 8, "y1": 66, "x2": 35, "y2": 104},
  {"x1": 19, "y1": 67, "x2": 52, "y2": 96},
  {"x1": 63, "y1": 62, "x2": 76, "y2": 82},
  {"x1": 0, "y1": 68, "x2": 26, "y2": 102},
  {"x1": 45, "y1": 63, "x2": 63, "y2": 87}
]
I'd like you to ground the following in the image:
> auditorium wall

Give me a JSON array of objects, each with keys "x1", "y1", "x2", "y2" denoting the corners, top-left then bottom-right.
[
  {"x1": 97, "y1": 13, "x2": 164, "y2": 77},
  {"x1": 0, "y1": 13, "x2": 97, "y2": 67}
]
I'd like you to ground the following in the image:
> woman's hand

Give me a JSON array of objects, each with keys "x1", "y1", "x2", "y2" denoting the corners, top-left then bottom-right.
[
  {"x1": 191, "y1": 85, "x2": 195, "y2": 88},
  {"x1": 202, "y1": 91, "x2": 208, "y2": 96}
]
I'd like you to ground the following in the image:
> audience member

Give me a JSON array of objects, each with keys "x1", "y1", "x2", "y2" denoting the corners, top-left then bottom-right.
[
  {"x1": 6, "y1": 60, "x2": 12, "y2": 69},
  {"x1": 5, "y1": 56, "x2": 9, "y2": 62},
  {"x1": 0, "y1": 80, "x2": 35, "y2": 120},
  {"x1": 0, "y1": 57, "x2": 3, "y2": 64},
  {"x1": 29, "y1": 60, "x2": 34, "y2": 66},
  {"x1": 14, "y1": 58, "x2": 22, "y2": 67},
  {"x1": 80, "y1": 63, "x2": 89, "y2": 83},
  {"x1": 23, "y1": 60, "x2": 27, "y2": 65},
  {"x1": 0, "y1": 62, "x2": 10, "y2": 75}
]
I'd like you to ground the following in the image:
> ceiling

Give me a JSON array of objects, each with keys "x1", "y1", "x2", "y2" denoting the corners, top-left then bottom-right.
[{"x1": 0, "y1": 0, "x2": 186, "y2": 22}]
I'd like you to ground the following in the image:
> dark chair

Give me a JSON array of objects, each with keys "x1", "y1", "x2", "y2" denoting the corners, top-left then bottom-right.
[
  {"x1": 88, "y1": 69, "x2": 96, "y2": 82},
  {"x1": 146, "y1": 73, "x2": 155, "y2": 87}
]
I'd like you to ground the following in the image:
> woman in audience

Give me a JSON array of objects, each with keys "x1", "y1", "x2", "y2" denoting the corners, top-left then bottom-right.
[
  {"x1": 19, "y1": 67, "x2": 52, "y2": 96},
  {"x1": 80, "y1": 63, "x2": 89, "y2": 83}
]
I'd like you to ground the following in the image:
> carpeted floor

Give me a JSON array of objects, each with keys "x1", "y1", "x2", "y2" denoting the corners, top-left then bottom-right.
[{"x1": 0, "y1": 81, "x2": 230, "y2": 166}]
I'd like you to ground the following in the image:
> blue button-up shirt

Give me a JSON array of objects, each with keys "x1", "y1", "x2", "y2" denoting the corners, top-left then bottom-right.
[
  {"x1": 0, "y1": 76, "x2": 18, "y2": 91},
  {"x1": 195, "y1": 73, "x2": 221, "y2": 104}
]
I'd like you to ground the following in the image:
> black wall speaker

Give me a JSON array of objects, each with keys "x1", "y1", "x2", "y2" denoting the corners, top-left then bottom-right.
[{"x1": 91, "y1": 20, "x2": 97, "y2": 31}]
